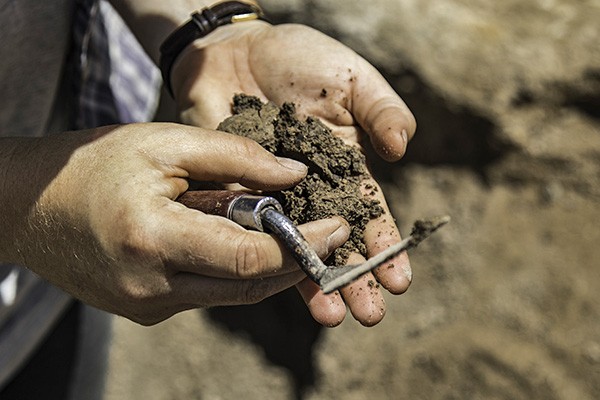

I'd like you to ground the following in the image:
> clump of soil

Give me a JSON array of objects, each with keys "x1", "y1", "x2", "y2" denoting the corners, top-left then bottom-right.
[{"x1": 217, "y1": 94, "x2": 384, "y2": 265}]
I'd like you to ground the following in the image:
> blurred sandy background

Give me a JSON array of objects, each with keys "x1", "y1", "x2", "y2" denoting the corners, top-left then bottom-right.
[{"x1": 103, "y1": 1, "x2": 600, "y2": 399}]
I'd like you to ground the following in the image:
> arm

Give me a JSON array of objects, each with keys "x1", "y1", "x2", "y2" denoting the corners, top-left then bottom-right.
[{"x1": 0, "y1": 126, "x2": 349, "y2": 325}]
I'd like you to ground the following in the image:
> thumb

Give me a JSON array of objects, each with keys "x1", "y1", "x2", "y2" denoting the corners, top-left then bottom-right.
[
  {"x1": 165, "y1": 125, "x2": 307, "y2": 190},
  {"x1": 352, "y1": 62, "x2": 417, "y2": 161}
]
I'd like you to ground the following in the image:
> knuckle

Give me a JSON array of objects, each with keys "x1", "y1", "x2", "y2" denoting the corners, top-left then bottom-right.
[
  {"x1": 238, "y1": 136, "x2": 263, "y2": 157},
  {"x1": 229, "y1": 138, "x2": 263, "y2": 181},
  {"x1": 113, "y1": 277, "x2": 171, "y2": 326},
  {"x1": 113, "y1": 223, "x2": 158, "y2": 263},
  {"x1": 234, "y1": 234, "x2": 268, "y2": 278},
  {"x1": 240, "y1": 281, "x2": 269, "y2": 304},
  {"x1": 238, "y1": 138, "x2": 271, "y2": 167},
  {"x1": 117, "y1": 235, "x2": 147, "y2": 260}
]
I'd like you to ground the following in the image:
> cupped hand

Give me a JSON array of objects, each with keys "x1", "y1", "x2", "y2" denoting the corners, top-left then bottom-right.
[
  {"x1": 7, "y1": 123, "x2": 350, "y2": 325},
  {"x1": 170, "y1": 22, "x2": 416, "y2": 326}
]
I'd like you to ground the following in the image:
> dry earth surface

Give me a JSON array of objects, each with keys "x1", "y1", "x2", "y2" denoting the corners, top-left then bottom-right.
[{"x1": 104, "y1": 1, "x2": 600, "y2": 399}]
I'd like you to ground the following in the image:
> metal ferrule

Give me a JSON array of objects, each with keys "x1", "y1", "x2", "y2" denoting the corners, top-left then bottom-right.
[
  {"x1": 260, "y1": 208, "x2": 328, "y2": 281},
  {"x1": 228, "y1": 194, "x2": 284, "y2": 232}
]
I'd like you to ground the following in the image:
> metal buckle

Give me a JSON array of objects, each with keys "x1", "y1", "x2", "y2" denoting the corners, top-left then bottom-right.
[{"x1": 231, "y1": 12, "x2": 259, "y2": 23}]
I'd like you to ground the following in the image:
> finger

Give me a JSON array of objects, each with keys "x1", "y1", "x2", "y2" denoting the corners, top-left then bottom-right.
[
  {"x1": 339, "y1": 253, "x2": 387, "y2": 327},
  {"x1": 361, "y1": 179, "x2": 412, "y2": 294},
  {"x1": 351, "y1": 62, "x2": 417, "y2": 162},
  {"x1": 118, "y1": 269, "x2": 307, "y2": 326},
  {"x1": 296, "y1": 277, "x2": 347, "y2": 327},
  {"x1": 169, "y1": 270, "x2": 306, "y2": 309},
  {"x1": 158, "y1": 202, "x2": 350, "y2": 279},
  {"x1": 159, "y1": 124, "x2": 308, "y2": 191}
]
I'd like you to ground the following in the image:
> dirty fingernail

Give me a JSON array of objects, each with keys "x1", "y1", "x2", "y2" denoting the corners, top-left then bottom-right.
[
  {"x1": 276, "y1": 156, "x2": 307, "y2": 172},
  {"x1": 380, "y1": 254, "x2": 412, "y2": 295},
  {"x1": 401, "y1": 129, "x2": 408, "y2": 143},
  {"x1": 395, "y1": 252, "x2": 412, "y2": 282},
  {"x1": 403, "y1": 260, "x2": 412, "y2": 282}
]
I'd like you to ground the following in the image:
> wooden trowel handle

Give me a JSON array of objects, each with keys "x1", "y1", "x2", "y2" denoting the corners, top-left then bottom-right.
[
  {"x1": 176, "y1": 190, "x2": 284, "y2": 231},
  {"x1": 176, "y1": 190, "x2": 247, "y2": 217}
]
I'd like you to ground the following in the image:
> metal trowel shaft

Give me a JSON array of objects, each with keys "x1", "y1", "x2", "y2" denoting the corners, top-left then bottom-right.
[{"x1": 176, "y1": 190, "x2": 329, "y2": 280}]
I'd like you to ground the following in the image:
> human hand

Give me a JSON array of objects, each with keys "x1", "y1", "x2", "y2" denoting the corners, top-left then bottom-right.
[
  {"x1": 169, "y1": 22, "x2": 416, "y2": 326},
  {"x1": 2, "y1": 123, "x2": 350, "y2": 325}
]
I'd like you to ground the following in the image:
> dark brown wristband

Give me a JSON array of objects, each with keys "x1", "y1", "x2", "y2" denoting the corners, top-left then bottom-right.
[{"x1": 159, "y1": 1, "x2": 268, "y2": 98}]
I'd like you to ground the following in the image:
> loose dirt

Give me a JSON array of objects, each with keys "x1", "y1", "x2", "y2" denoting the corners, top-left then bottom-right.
[{"x1": 218, "y1": 94, "x2": 383, "y2": 265}]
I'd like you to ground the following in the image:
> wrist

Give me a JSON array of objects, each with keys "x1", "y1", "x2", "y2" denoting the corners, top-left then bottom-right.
[
  {"x1": 170, "y1": 19, "x2": 269, "y2": 103},
  {"x1": 159, "y1": 1, "x2": 269, "y2": 97}
]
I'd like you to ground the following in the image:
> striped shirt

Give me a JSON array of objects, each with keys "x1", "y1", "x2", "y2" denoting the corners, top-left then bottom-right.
[{"x1": 0, "y1": 0, "x2": 160, "y2": 389}]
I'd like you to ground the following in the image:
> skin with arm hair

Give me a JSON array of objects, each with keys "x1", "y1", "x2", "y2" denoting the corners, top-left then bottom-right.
[
  {"x1": 0, "y1": 124, "x2": 349, "y2": 326},
  {"x1": 0, "y1": 1, "x2": 416, "y2": 327}
]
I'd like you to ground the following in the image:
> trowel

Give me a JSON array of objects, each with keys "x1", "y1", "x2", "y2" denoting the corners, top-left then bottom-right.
[{"x1": 177, "y1": 190, "x2": 449, "y2": 293}]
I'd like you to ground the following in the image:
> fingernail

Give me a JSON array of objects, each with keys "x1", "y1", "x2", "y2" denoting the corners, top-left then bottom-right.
[
  {"x1": 276, "y1": 156, "x2": 307, "y2": 172},
  {"x1": 401, "y1": 129, "x2": 408, "y2": 143},
  {"x1": 402, "y1": 261, "x2": 412, "y2": 282},
  {"x1": 395, "y1": 252, "x2": 412, "y2": 282}
]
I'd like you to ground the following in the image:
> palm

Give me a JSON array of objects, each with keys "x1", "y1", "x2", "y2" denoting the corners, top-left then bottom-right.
[{"x1": 172, "y1": 22, "x2": 416, "y2": 326}]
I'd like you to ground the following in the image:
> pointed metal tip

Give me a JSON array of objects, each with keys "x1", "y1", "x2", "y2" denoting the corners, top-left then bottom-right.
[
  {"x1": 318, "y1": 215, "x2": 452, "y2": 294},
  {"x1": 433, "y1": 215, "x2": 451, "y2": 228},
  {"x1": 410, "y1": 215, "x2": 451, "y2": 238}
]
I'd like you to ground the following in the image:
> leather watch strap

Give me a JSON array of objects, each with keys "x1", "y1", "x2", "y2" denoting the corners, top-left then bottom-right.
[{"x1": 159, "y1": 1, "x2": 267, "y2": 97}]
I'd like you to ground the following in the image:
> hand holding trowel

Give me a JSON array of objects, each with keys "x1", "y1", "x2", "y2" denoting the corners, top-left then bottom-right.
[{"x1": 177, "y1": 190, "x2": 449, "y2": 293}]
